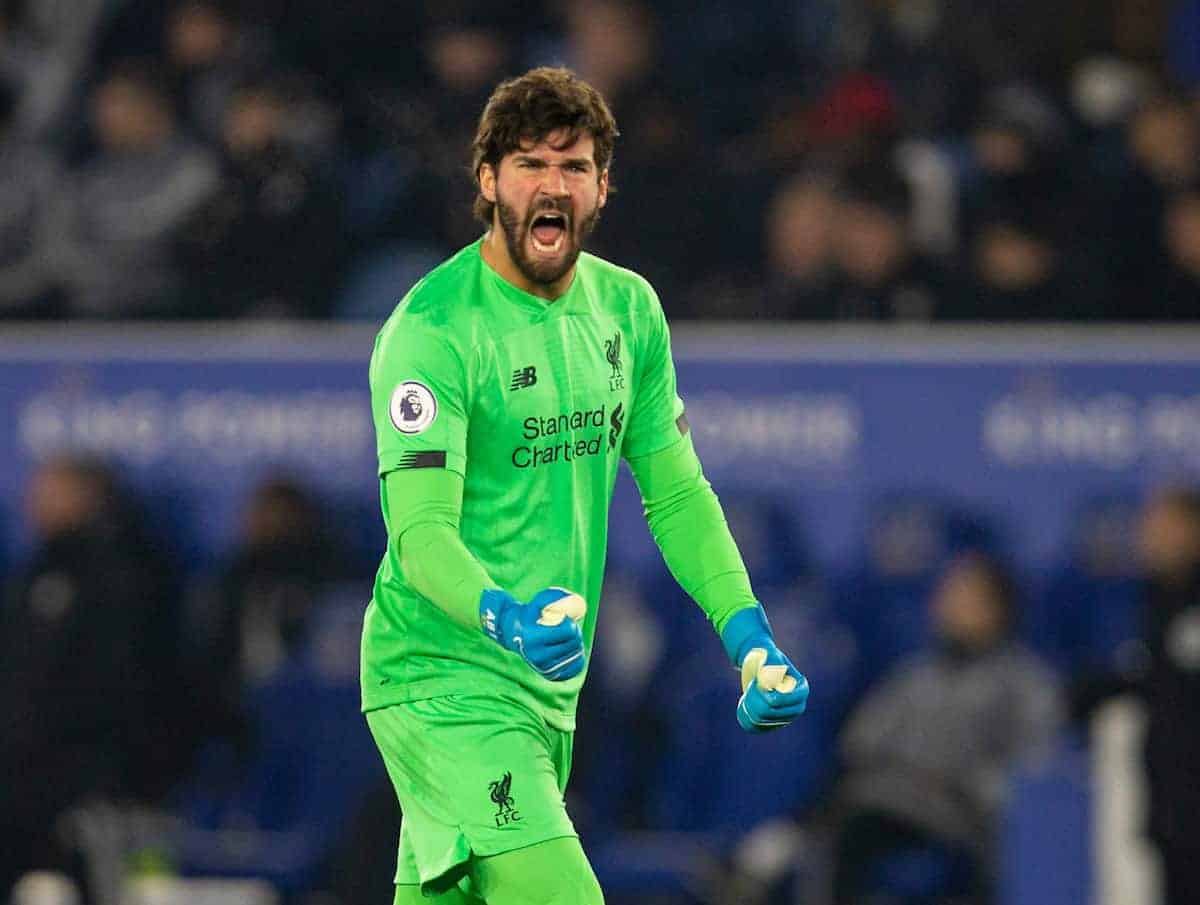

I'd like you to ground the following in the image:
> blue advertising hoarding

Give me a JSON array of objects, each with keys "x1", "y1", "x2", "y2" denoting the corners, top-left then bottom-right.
[{"x1": 2, "y1": 324, "x2": 1198, "y2": 573}]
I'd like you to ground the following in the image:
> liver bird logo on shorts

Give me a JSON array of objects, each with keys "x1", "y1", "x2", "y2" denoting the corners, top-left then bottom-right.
[{"x1": 489, "y1": 771, "x2": 521, "y2": 826}]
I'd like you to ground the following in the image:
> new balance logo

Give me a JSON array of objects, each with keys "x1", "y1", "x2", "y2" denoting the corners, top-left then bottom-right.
[
  {"x1": 396, "y1": 451, "x2": 447, "y2": 469},
  {"x1": 510, "y1": 366, "x2": 537, "y2": 391}
]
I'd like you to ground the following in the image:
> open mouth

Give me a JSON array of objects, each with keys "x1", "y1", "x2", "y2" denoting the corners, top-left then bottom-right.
[{"x1": 530, "y1": 211, "x2": 568, "y2": 253}]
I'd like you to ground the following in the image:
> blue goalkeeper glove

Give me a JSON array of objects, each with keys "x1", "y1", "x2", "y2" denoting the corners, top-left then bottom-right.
[
  {"x1": 720, "y1": 604, "x2": 809, "y2": 732},
  {"x1": 480, "y1": 587, "x2": 587, "y2": 681}
]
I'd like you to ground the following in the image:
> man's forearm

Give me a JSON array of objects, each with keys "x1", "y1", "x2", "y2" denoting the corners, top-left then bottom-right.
[
  {"x1": 398, "y1": 521, "x2": 498, "y2": 628},
  {"x1": 384, "y1": 470, "x2": 587, "y2": 680},
  {"x1": 385, "y1": 469, "x2": 497, "y2": 628},
  {"x1": 628, "y1": 433, "x2": 757, "y2": 634}
]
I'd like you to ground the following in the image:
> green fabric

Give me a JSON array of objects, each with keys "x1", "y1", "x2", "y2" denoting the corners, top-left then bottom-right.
[
  {"x1": 627, "y1": 433, "x2": 758, "y2": 636},
  {"x1": 474, "y1": 837, "x2": 604, "y2": 905},
  {"x1": 367, "y1": 695, "x2": 577, "y2": 897},
  {"x1": 386, "y1": 468, "x2": 496, "y2": 629},
  {"x1": 393, "y1": 885, "x2": 475, "y2": 905},
  {"x1": 391, "y1": 838, "x2": 603, "y2": 905},
  {"x1": 363, "y1": 237, "x2": 684, "y2": 728}
]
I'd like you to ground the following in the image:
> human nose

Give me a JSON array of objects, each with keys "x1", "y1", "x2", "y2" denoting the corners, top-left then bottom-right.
[{"x1": 539, "y1": 164, "x2": 569, "y2": 197}]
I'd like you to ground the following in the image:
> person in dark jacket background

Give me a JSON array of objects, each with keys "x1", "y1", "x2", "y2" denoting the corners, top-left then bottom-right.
[
  {"x1": 1068, "y1": 485, "x2": 1200, "y2": 905},
  {"x1": 1131, "y1": 487, "x2": 1200, "y2": 905},
  {"x1": 0, "y1": 455, "x2": 181, "y2": 899}
]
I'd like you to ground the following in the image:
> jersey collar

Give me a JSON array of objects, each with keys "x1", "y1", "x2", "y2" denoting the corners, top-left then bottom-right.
[{"x1": 475, "y1": 237, "x2": 585, "y2": 315}]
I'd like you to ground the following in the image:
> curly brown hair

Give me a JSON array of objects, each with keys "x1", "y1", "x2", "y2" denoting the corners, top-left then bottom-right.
[{"x1": 471, "y1": 67, "x2": 618, "y2": 226}]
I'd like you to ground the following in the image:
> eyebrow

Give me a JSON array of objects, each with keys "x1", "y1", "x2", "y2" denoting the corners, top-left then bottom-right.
[{"x1": 513, "y1": 154, "x2": 594, "y2": 169}]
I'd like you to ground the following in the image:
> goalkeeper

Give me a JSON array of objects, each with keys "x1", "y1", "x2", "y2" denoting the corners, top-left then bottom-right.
[{"x1": 362, "y1": 66, "x2": 809, "y2": 905}]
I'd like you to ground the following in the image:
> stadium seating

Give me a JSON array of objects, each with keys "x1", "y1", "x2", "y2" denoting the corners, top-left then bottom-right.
[
  {"x1": 1026, "y1": 495, "x2": 1143, "y2": 678},
  {"x1": 170, "y1": 586, "x2": 382, "y2": 892},
  {"x1": 998, "y1": 738, "x2": 1093, "y2": 905}
]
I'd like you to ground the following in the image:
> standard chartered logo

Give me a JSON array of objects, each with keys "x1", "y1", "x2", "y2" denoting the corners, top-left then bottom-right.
[{"x1": 512, "y1": 404, "x2": 617, "y2": 468}]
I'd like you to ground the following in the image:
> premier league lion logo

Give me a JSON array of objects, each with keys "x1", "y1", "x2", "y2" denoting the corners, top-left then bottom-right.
[
  {"x1": 389, "y1": 381, "x2": 437, "y2": 434},
  {"x1": 399, "y1": 390, "x2": 423, "y2": 421}
]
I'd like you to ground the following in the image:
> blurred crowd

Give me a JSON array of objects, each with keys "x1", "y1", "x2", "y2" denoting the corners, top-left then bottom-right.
[
  {"x1": 0, "y1": 0, "x2": 1198, "y2": 321},
  {"x1": 4, "y1": 454, "x2": 1200, "y2": 905}
]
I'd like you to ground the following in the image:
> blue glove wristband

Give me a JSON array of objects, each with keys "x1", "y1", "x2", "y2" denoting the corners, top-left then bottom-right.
[
  {"x1": 480, "y1": 588, "x2": 515, "y2": 645},
  {"x1": 720, "y1": 603, "x2": 774, "y2": 665}
]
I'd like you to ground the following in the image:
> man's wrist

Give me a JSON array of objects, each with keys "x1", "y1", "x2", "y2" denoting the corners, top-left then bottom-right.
[
  {"x1": 479, "y1": 588, "x2": 515, "y2": 646},
  {"x1": 720, "y1": 603, "x2": 774, "y2": 665}
]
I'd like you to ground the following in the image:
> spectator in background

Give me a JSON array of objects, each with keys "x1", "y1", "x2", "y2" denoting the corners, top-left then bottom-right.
[
  {"x1": 826, "y1": 160, "x2": 950, "y2": 320},
  {"x1": 178, "y1": 76, "x2": 344, "y2": 317},
  {"x1": 758, "y1": 170, "x2": 838, "y2": 319},
  {"x1": 1156, "y1": 191, "x2": 1200, "y2": 319},
  {"x1": 1133, "y1": 487, "x2": 1200, "y2": 905},
  {"x1": 952, "y1": 84, "x2": 1111, "y2": 320},
  {"x1": 571, "y1": 1, "x2": 715, "y2": 312},
  {"x1": 408, "y1": 13, "x2": 516, "y2": 249},
  {"x1": 1100, "y1": 95, "x2": 1200, "y2": 317},
  {"x1": 51, "y1": 61, "x2": 219, "y2": 317},
  {"x1": 828, "y1": 553, "x2": 1061, "y2": 905},
  {"x1": 184, "y1": 477, "x2": 345, "y2": 750},
  {"x1": 1074, "y1": 488, "x2": 1200, "y2": 905},
  {"x1": 0, "y1": 0, "x2": 114, "y2": 143},
  {"x1": 844, "y1": 0, "x2": 979, "y2": 135},
  {"x1": 564, "y1": 0, "x2": 653, "y2": 106},
  {"x1": 328, "y1": 15, "x2": 511, "y2": 256},
  {"x1": 164, "y1": 0, "x2": 273, "y2": 145},
  {"x1": 958, "y1": 83, "x2": 1072, "y2": 247},
  {"x1": 0, "y1": 456, "x2": 181, "y2": 900},
  {"x1": 955, "y1": 206, "x2": 1083, "y2": 320},
  {"x1": 0, "y1": 78, "x2": 61, "y2": 317}
]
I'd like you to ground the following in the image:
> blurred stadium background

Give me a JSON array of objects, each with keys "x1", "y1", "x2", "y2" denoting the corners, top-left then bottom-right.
[{"x1": 4, "y1": 1, "x2": 1200, "y2": 904}]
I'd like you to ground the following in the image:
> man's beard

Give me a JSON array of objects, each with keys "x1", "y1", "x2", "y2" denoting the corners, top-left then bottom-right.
[{"x1": 495, "y1": 194, "x2": 601, "y2": 289}]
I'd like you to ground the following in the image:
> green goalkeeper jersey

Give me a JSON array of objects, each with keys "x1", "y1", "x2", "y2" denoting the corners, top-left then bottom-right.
[{"x1": 362, "y1": 238, "x2": 685, "y2": 729}]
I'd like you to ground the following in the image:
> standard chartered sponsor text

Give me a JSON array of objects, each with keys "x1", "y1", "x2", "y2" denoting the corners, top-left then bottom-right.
[{"x1": 513, "y1": 404, "x2": 609, "y2": 468}]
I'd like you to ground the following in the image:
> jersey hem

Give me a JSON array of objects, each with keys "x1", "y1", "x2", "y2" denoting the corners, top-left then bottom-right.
[
  {"x1": 361, "y1": 675, "x2": 578, "y2": 731},
  {"x1": 469, "y1": 831, "x2": 581, "y2": 860}
]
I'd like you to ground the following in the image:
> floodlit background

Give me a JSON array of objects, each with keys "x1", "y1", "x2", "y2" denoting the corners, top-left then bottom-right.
[{"x1": 2, "y1": 2, "x2": 1200, "y2": 904}]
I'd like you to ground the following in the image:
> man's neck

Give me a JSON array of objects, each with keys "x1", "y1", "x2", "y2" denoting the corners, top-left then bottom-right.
[{"x1": 480, "y1": 230, "x2": 573, "y2": 301}]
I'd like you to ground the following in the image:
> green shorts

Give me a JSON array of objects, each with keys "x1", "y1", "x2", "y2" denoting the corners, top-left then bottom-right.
[{"x1": 366, "y1": 692, "x2": 578, "y2": 896}]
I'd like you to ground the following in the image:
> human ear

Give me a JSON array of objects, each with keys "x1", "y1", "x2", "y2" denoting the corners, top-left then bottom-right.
[{"x1": 480, "y1": 163, "x2": 497, "y2": 203}]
